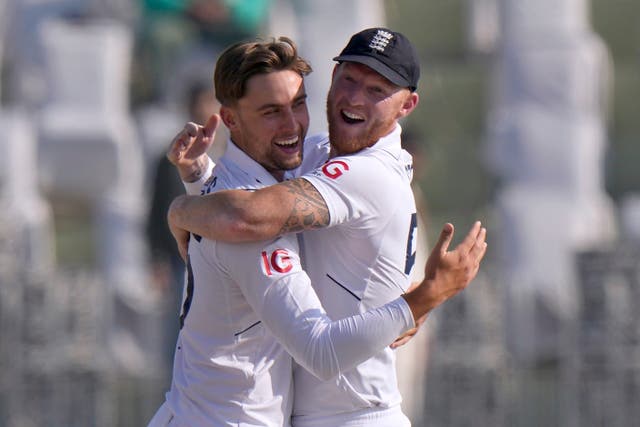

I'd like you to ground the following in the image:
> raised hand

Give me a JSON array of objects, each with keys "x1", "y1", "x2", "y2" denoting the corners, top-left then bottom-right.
[
  {"x1": 402, "y1": 221, "x2": 487, "y2": 327},
  {"x1": 167, "y1": 114, "x2": 220, "y2": 182}
]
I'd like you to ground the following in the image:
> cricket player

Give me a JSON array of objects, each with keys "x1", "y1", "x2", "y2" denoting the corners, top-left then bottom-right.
[
  {"x1": 168, "y1": 28, "x2": 487, "y2": 426},
  {"x1": 150, "y1": 36, "x2": 486, "y2": 427}
]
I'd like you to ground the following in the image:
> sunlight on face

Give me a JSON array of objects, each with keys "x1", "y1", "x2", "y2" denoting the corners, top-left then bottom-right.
[
  {"x1": 327, "y1": 62, "x2": 417, "y2": 156},
  {"x1": 224, "y1": 70, "x2": 310, "y2": 180}
]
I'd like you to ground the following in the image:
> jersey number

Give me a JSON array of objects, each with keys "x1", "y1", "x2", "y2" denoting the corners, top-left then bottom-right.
[{"x1": 404, "y1": 213, "x2": 418, "y2": 275}]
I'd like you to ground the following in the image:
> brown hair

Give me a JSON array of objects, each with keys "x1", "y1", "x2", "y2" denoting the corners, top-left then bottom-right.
[{"x1": 214, "y1": 37, "x2": 312, "y2": 106}]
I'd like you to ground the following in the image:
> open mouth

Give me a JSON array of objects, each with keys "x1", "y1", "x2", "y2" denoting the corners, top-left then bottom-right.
[
  {"x1": 341, "y1": 110, "x2": 365, "y2": 125},
  {"x1": 274, "y1": 136, "x2": 300, "y2": 151}
]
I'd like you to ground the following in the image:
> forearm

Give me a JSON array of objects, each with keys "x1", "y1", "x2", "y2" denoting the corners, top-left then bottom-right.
[
  {"x1": 168, "y1": 190, "x2": 284, "y2": 242},
  {"x1": 319, "y1": 298, "x2": 414, "y2": 376},
  {"x1": 260, "y1": 276, "x2": 414, "y2": 381},
  {"x1": 169, "y1": 176, "x2": 329, "y2": 243}
]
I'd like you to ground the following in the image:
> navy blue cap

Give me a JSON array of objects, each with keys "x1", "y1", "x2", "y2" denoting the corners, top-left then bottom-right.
[{"x1": 333, "y1": 27, "x2": 420, "y2": 91}]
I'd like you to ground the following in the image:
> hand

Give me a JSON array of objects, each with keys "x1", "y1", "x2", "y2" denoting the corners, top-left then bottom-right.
[
  {"x1": 391, "y1": 280, "x2": 426, "y2": 349},
  {"x1": 390, "y1": 312, "x2": 427, "y2": 349},
  {"x1": 168, "y1": 204, "x2": 190, "y2": 263},
  {"x1": 403, "y1": 221, "x2": 487, "y2": 322},
  {"x1": 167, "y1": 114, "x2": 220, "y2": 182}
]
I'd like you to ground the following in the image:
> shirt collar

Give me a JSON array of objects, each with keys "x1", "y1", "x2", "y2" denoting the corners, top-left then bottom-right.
[
  {"x1": 362, "y1": 123, "x2": 403, "y2": 159},
  {"x1": 220, "y1": 139, "x2": 280, "y2": 186}
]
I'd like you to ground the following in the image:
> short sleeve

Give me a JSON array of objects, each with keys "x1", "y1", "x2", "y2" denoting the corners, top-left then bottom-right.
[{"x1": 302, "y1": 155, "x2": 392, "y2": 228}]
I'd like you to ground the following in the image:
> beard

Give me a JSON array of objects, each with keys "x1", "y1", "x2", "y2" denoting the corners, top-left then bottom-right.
[{"x1": 326, "y1": 97, "x2": 396, "y2": 156}]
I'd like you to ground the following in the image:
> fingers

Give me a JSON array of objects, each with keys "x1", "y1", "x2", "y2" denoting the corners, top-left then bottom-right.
[
  {"x1": 190, "y1": 117, "x2": 217, "y2": 155},
  {"x1": 184, "y1": 121, "x2": 199, "y2": 137},
  {"x1": 470, "y1": 226, "x2": 488, "y2": 261},
  {"x1": 173, "y1": 228, "x2": 190, "y2": 263},
  {"x1": 433, "y1": 222, "x2": 454, "y2": 256},
  {"x1": 178, "y1": 238, "x2": 188, "y2": 263},
  {"x1": 390, "y1": 327, "x2": 418, "y2": 349},
  {"x1": 184, "y1": 121, "x2": 205, "y2": 156},
  {"x1": 168, "y1": 198, "x2": 190, "y2": 262},
  {"x1": 457, "y1": 221, "x2": 482, "y2": 254},
  {"x1": 203, "y1": 114, "x2": 221, "y2": 139},
  {"x1": 167, "y1": 122, "x2": 200, "y2": 164}
]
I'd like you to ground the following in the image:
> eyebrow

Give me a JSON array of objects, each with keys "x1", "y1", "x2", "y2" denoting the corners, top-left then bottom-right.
[
  {"x1": 255, "y1": 93, "x2": 308, "y2": 112},
  {"x1": 343, "y1": 63, "x2": 395, "y2": 89}
]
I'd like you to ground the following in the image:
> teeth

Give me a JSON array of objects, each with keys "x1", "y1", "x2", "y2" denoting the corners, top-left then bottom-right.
[
  {"x1": 275, "y1": 136, "x2": 298, "y2": 146},
  {"x1": 342, "y1": 110, "x2": 364, "y2": 121}
]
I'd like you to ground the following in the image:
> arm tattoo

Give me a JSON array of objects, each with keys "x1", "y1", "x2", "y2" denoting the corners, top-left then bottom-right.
[{"x1": 278, "y1": 178, "x2": 330, "y2": 235}]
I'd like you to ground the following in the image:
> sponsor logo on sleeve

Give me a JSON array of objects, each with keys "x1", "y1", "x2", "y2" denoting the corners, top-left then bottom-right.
[
  {"x1": 260, "y1": 249, "x2": 294, "y2": 276},
  {"x1": 202, "y1": 175, "x2": 218, "y2": 195},
  {"x1": 321, "y1": 160, "x2": 349, "y2": 179}
]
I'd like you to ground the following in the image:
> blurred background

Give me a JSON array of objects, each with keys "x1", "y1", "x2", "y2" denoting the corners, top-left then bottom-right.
[{"x1": 0, "y1": 0, "x2": 639, "y2": 426}]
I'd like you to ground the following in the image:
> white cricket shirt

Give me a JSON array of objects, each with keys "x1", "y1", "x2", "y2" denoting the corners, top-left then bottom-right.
[
  {"x1": 293, "y1": 125, "x2": 418, "y2": 426},
  {"x1": 161, "y1": 137, "x2": 415, "y2": 426}
]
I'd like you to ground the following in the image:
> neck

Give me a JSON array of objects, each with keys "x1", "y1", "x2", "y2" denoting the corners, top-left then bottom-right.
[{"x1": 271, "y1": 170, "x2": 285, "y2": 182}]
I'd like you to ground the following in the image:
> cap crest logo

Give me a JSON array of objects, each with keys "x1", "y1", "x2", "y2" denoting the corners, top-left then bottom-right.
[{"x1": 368, "y1": 29, "x2": 393, "y2": 53}]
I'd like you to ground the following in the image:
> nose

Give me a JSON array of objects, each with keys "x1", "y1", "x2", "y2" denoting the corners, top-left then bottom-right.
[
  {"x1": 281, "y1": 108, "x2": 298, "y2": 133},
  {"x1": 343, "y1": 82, "x2": 365, "y2": 106}
]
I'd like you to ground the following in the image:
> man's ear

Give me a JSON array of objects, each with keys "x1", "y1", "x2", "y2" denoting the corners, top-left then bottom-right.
[
  {"x1": 220, "y1": 106, "x2": 237, "y2": 131},
  {"x1": 397, "y1": 91, "x2": 419, "y2": 120},
  {"x1": 328, "y1": 63, "x2": 340, "y2": 85}
]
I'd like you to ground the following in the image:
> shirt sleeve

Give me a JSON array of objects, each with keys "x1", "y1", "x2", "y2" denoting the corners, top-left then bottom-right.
[
  {"x1": 182, "y1": 155, "x2": 215, "y2": 195},
  {"x1": 302, "y1": 155, "x2": 393, "y2": 228},
  {"x1": 217, "y1": 236, "x2": 415, "y2": 381}
]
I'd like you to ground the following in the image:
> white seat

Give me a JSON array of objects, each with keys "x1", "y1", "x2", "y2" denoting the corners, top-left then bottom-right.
[{"x1": 38, "y1": 19, "x2": 142, "y2": 200}]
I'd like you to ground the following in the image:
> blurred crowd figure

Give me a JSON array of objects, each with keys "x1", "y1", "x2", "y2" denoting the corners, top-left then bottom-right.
[{"x1": 134, "y1": 0, "x2": 271, "y2": 106}]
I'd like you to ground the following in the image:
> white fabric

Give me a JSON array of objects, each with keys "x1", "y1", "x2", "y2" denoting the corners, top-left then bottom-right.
[
  {"x1": 157, "y1": 137, "x2": 414, "y2": 426},
  {"x1": 294, "y1": 125, "x2": 417, "y2": 426},
  {"x1": 147, "y1": 402, "x2": 175, "y2": 427},
  {"x1": 182, "y1": 156, "x2": 215, "y2": 195},
  {"x1": 290, "y1": 404, "x2": 410, "y2": 427}
]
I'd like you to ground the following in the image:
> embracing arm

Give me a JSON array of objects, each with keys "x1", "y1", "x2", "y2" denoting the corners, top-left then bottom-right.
[
  {"x1": 168, "y1": 177, "x2": 330, "y2": 243},
  {"x1": 243, "y1": 221, "x2": 486, "y2": 381},
  {"x1": 259, "y1": 273, "x2": 414, "y2": 381}
]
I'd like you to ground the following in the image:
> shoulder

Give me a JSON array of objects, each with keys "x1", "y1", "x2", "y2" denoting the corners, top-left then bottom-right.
[
  {"x1": 201, "y1": 164, "x2": 232, "y2": 195},
  {"x1": 202, "y1": 160, "x2": 262, "y2": 195},
  {"x1": 303, "y1": 151, "x2": 409, "y2": 213},
  {"x1": 305, "y1": 151, "x2": 388, "y2": 184},
  {"x1": 298, "y1": 132, "x2": 330, "y2": 173},
  {"x1": 305, "y1": 132, "x2": 330, "y2": 148},
  {"x1": 218, "y1": 234, "x2": 303, "y2": 276}
]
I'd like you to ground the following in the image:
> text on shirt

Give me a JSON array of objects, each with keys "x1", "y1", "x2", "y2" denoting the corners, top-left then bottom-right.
[
  {"x1": 321, "y1": 160, "x2": 349, "y2": 179},
  {"x1": 261, "y1": 249, "x2": 294, "y2": 276}
]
